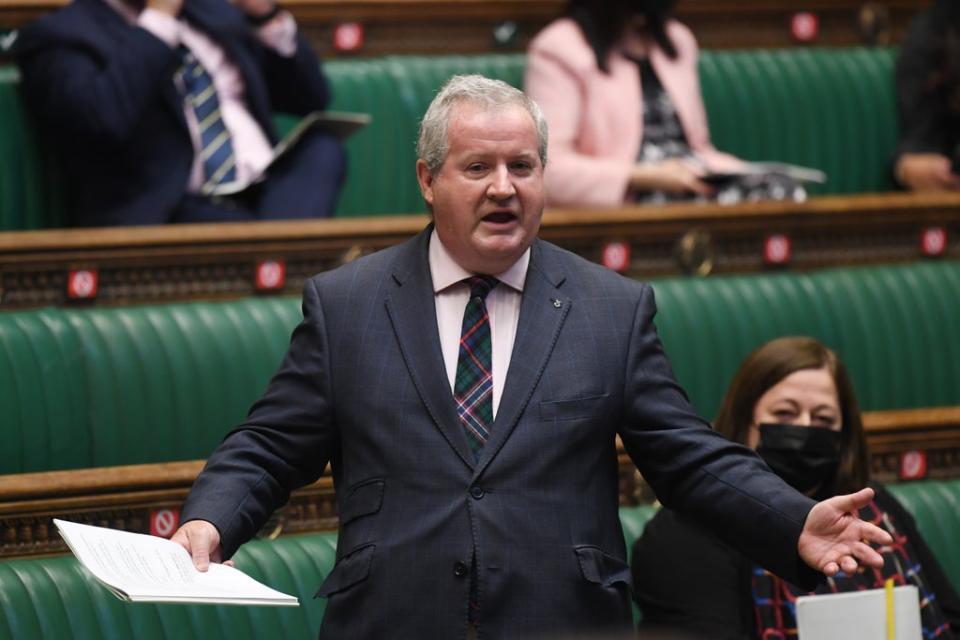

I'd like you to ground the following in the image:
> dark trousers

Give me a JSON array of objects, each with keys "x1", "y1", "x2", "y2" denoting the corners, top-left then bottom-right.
[{"x1": 172, "y1": 129, "x2": 346, "y2": 223}]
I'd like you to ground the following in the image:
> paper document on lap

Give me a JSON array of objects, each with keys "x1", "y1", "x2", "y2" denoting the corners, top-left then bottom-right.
[
  {"x1": 208, "y1": 110, "x2": 371, "y2": 196},
  {"x1": 700, "y1": 161, "x2": 827, "y2": 186},
  {"x1": 54, "y1": 519, "x2": 299, "y2": 606}
]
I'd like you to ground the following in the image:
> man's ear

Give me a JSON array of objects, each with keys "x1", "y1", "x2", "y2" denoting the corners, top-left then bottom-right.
[{"x1": 416, "y1": 159, "x2": 435, "y2": 207}]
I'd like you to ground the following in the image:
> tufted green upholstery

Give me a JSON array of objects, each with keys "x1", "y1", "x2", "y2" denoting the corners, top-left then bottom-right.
[
  {"x1": 0, "y1": 298, "x2": 302, "y2": 473},
  {"x1": 0, "y1": 506, "x2": 656, "y2": 639},
  {"x1": 0, "y1": 46, "x2": 897, "y2": 229},
  {"x1": 0, "y1": 530, "x2": 337, "y2": 640},
  {"x1": 1, "y1": 260, "x2": 957, "y2": 474},
  {"x1": 0, "y1": 66, "x2": 63, "y2": 231},
  {"x1": 652, "y1": 261, "x2": 960, "y2": 419},
  {"x1": 698, "y1": 47, "x2": 898, "y2": 196},
  {"x1": 2, "y1": 486, "x2": 959, "y2": 640},
  {"x1": 325, "y1": 47, "x2": 896, "y2": 216},
  {"x1": 887, "y1": 479, "x2": 960, "y2": 589}
]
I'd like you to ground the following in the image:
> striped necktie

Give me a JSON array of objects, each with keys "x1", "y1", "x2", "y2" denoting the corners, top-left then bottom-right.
[
  {"x1": 454, "y1": 275, "x2": 498, "y2": 458},
  {"x1": 177, "y1": 47, "x2": 237, "y2": 193}
]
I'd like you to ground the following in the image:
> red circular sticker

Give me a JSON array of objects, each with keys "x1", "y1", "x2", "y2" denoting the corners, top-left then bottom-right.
[
  {"x1": 763, "y1": 234, "x2": 791, "y2": 265},
  {"x1": 68, "y1": 269, "x2": 98, "y2": 299},
  {"x1": 790, "y1": 12, "x2": 819, "y2": 42},
  {"x1": 150, "y1": 508, "x2": 180, "y2": 538},
  {"x1": 256, "y1": 260, "x2": 286, "y2": 291},
  {"x1": 899, "y1": 450, "x2": 927, "y2": 481},
  {"x1": 334, "y1": 22, "x2": 364, "y2": 52},
  {"x1": 920, "y1": 227, "x2": 947, "y2": 257},
  {"x1": 601, "y1": 242, "x2": 631, "y2": 272}
]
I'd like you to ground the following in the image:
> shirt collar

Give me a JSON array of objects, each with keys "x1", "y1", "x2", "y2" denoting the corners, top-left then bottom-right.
[{"x1": 429, "y1": 228, "x2": 529, "y2": 294}]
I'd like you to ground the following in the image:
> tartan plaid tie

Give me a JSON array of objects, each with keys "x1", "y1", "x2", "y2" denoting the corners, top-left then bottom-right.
[
  {"x1": 454, "y1": 275, "x2": 498, "y2": 458},
  {"x1": 177, "y1": 47, "x2": 237, "y2": 193}
]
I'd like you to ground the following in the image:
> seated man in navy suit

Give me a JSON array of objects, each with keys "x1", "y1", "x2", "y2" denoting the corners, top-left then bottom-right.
[{"x1": 15, "y1": 0, "x2": 345, "y2": 226}]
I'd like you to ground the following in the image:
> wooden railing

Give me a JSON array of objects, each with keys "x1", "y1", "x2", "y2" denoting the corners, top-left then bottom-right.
[
  {"x1": 0, "y1": 0, "x2": 927, "y2": 57},
  {"x1": 2, "y1": 192, "x2": 958, "y2": 309},
  {"x1": 2, "y1": 405, "x2": 958, "y2": 558}
]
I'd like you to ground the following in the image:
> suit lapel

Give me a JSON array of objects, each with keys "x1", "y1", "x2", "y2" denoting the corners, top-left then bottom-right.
[
  {"x1": 385, "y1": 228, "x2": 476, "y2": 468},
  {"x1": 475, "y1": 240, "x2": 570, "y2": 476}
]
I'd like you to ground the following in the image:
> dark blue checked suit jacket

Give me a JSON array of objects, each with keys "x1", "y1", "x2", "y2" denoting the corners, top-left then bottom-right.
[
  {"x1": 15, "y1": 0, "x2": 330, "y2": 226},
  {"x1": 183, "y1": 227, "x2": 818, "y2": 639}
]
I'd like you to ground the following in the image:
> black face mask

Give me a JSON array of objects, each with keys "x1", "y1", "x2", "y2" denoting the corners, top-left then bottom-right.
[{"x1": 755, "y1": 423, "x2": 842, "y2": 494}]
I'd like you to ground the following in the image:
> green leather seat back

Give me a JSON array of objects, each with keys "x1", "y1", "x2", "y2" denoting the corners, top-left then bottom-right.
[
  {"x1": 0, "y1": 66, "x2": 64, "y2": 231},
  {"x1": 2, "y1": 261, "x2": 957, "y2": 474},
  {"x1": 0, "y1": 297, "x2": 302, "y2": 473},
  {"x1": 325, "y1": 54, "x2": 527, "y2": 217},
  {"x1": 0, "y1": 47, "x2": 898, "y2": 228},
  {"x1": 0, "y1": 496, "x2": 950, "y2": 638},
  {"x1": 322, "y1": 47, "x2": 897, "y2": 216},
  {"x1": 0, "y1": 531, "x2": 336, "y2": 640},
  {"x1": 699, "y1": 48, "x2": 898, "y2": 195},
  {"x1": 887, "y1": 479, "x2": 960, "y2": 593},
  {"x1": 0, "y1": 507, "x2": 658, "y2": 639},
  {"x1": 651, "y1": 261, "x2": 960, "y2": 420}
]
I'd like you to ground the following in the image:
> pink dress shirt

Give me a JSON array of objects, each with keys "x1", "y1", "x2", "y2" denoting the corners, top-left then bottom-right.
[{"x1": 429, "y1": 229, "x2": 529, "y2": 418}]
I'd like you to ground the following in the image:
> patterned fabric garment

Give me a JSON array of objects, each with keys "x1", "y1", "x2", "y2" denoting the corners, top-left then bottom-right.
[
  {"x1": 631, "y1": 57, "x2": 805, "y2": 205},
  {"x1": 178, "y1": 47, "x2": 238, "y2": 193},
  {"x1": 751, "y1": 498, "x2": 954, "y2": 639},
  {"x1": 454, "y1": 276, "x2": 498, "y2": 459}
]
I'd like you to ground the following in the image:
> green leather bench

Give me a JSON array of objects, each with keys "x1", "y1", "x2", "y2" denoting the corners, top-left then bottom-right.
[
  {"x1": 326, "y1": 47, "x2": 897, "y2": 217},
  {"x1": 0, "y1": 298, "x2": 303, "y2": 473},
  {"x1": 0, "y1": 506, "x2": 657, "y2": 639},
  {"x1": 1, "y1": 260, "x2": 956, "y2": 475},
  {"x1": 0, "y1": 46, "x2": 897, "y2": 229},
  {"x1": 2, "y1": 481, "x2": 958, "y2": 640},
  {"x1": 651, "y1": 260, "x2": 960, "y2": 418},
  {"x1": 887, "y1": 479, "x2": 960, "y2": 589}
]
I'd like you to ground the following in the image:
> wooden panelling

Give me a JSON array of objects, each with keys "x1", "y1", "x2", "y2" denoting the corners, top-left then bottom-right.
[
  {"x1": 1, "y1": 192, "x2": 959, "y2": 309},
  {"x1": 0, "y1": 0, "x2": 928, "y2": 57},
  {"x1": 2, "y1": 405, "x2": 958, "y2": 558}
]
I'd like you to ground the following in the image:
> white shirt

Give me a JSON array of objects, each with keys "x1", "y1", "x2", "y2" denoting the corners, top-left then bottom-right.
[{"x1": 429, "y1": 229, "x2": 529, "y2": 418}]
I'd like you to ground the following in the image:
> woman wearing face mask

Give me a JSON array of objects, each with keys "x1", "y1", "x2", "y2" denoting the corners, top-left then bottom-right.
[
  {"x1": 631, "y1": 336, "x2": 960, "y2": 640},
  {"x1": 524, "y1": 0, "x2": 805, "y2": 208}
]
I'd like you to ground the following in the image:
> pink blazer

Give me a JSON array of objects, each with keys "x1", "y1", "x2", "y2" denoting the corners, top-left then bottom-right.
[{"x1": 525, "y1": 17, "x2": 743, "y2": 207}]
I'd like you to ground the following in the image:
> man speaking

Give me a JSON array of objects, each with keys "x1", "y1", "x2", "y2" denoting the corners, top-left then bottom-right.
[{"x1": 173, "y1": 75, "x2": 891, "y2": 638}]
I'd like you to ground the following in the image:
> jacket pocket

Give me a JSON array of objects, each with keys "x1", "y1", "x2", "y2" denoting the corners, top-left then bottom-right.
[
  {"x1": 539, "y1": 394, "x2": 608, "y2": 421},
  {"x1": 339, "y1": 478, "x2": 385, "y2": 526},
  {"x1": 315, "y1": 543, "x2": 376, "y2": 598},
  {"x1": 573, "y1": 545, "x2": 630, "y2": 588}
]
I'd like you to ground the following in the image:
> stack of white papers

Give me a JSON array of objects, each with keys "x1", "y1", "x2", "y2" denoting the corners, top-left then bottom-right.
[{"x1": 54, "y1": 519, "x2": 299, "y2": 607}]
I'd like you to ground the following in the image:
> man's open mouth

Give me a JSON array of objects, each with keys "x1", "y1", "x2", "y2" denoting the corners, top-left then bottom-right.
[{"x1": 483, "y1": 211, "x2": 517, "y2": 224}]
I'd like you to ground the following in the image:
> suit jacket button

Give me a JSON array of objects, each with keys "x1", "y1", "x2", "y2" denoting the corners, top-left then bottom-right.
[
  {"x1": 469, "y1": 485, "x2": 485, "y2": 499},
  {"x1": 453, "y1": 561, "x2": 468, "y2": 577}
]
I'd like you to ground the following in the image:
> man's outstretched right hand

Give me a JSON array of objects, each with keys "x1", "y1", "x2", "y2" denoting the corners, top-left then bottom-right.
[{"x1": 170, "y1": 519, "x2": 233, "y2": 571}]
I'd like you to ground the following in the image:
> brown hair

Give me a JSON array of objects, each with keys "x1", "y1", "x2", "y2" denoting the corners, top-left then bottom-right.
[{"x1": 713, "y1": 336, "x2": 870, "y2": 496}]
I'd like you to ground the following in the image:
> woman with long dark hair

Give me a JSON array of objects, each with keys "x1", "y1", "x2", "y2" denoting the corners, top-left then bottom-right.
[
  {"x1": 631, "y1": 337, "x2": 960, "y2": 639},
  {"x1": 894, "y1": 0, "x2": 960, "y2": 191},
  {"x1": 525, "y1": 0, "x2": 803, "y2": 207}
]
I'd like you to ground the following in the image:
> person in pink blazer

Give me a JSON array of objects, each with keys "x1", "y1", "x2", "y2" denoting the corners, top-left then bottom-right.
[{"x1": 525, "y1": 0, "x2": 745, "y2": 207}]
